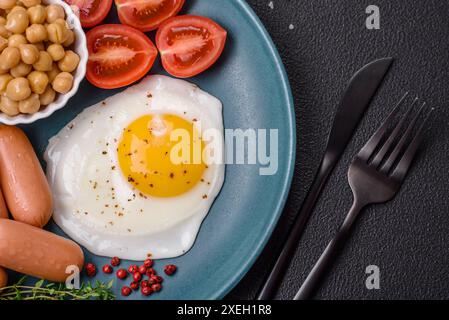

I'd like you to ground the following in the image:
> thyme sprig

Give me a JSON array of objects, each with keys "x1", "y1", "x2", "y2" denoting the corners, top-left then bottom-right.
[{"x1": 0, "y1": 276, "x2": 115, "y2": 300}]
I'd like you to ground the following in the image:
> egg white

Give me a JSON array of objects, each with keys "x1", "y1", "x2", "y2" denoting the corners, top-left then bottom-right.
[{"x1": 45, "y1": 75, "x2": 225, "y2": 260}]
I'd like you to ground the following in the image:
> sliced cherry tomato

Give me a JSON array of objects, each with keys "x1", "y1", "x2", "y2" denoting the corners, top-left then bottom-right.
[
  {"x1": 86, "y1": 24, "x2": 158, "y2": 89},
  {"x1": 156, "y1": 15, "x2": 227, "y2": 78},
  {"x1": 65, "y1": 0, "x2": 113, "y2": 28},
  {"x1": 115, "y1": 0, "x2": 185, "y2": 32}
]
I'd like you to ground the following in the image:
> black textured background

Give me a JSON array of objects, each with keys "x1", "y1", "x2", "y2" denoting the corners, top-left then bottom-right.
[{"x1": 226, "y1": 0, "x2": 449, "y2": 300}]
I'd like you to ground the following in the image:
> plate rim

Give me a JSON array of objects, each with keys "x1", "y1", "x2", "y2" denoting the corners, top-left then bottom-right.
[
  {"x1": 212, "y1": 0, "x2": 296, "y2": 299},
  {"x1": 18, "y1": 0, "x2": 297, "y2": 300}
]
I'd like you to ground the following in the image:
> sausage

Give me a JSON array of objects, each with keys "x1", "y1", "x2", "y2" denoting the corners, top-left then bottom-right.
[
  {"x1": 0, "y1": 125, "x2": 52, "y2": 228},
  {"x1": 0, "y1": 219, "x2": 84, "y2": 283},
  {"x1": 0, "y1": 187, "x2": 8, "y2": 220},
  {"x1": 0, "y1": 186, "x2": 8, "y2": 288},
  {"x1": 0, "y1": 267, "x2": 7, "y2": 288}
]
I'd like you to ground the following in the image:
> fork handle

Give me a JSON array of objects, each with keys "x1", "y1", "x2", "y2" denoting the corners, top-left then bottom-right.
[{"x1": 294, "y1": 200, "x2": 364, "y2": 300}]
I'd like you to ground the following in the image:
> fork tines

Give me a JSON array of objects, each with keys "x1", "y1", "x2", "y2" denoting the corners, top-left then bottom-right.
[{"x1": 357, "y1": 92, "x2": 433, "y2": 181}]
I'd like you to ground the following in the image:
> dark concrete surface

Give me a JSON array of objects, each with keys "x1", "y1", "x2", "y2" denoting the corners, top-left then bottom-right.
[{"x1": 227, "y1": 0, "x2": 449, "y2": 300}]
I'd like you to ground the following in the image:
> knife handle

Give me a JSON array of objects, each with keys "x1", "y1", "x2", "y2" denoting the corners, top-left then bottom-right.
[
  {"x1": 294, "y1": 201, "x2": 362, "y2": 299},
  {"x1": 256, "y1": 159, "x2": 334, "y2": 300}
]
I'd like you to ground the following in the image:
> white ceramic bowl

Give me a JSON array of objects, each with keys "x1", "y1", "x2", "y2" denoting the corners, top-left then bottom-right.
[{"x1": 0, "y1": 0, "x2": 88, "y2": 125}]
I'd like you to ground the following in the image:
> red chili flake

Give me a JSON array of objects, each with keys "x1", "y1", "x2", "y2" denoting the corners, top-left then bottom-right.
[
  {"x1": 150, "y1": 275, "x2": 163, "y2": 284},
  {"x1": 141, "y1": 286, "x2": 152, "y2": 296},
  {"x1": 121, "y1": 286, "x2": 132, "y2": 297},
  {"x1": 130, "y1": 281, "x2": 140, "y2": 291},
  {"x1": 138, "y1": 265, "x2": 147, "y2": 275},
  {"x1": 85, "y1": 263, "x2": 96, "y2": 277},
  {"x1": 146, "y1": 268, "x2": 156, "y2": 277},
  {"x1": 143, "y1": 259, "x2": 153, "y2": 268},
  {"x1": 133, "y1": 272, "x2": 142, "y2": 282},
  {"x1": 151, "y1": 283, "x2": 162, "y2": 292},
  {"x1": 128, "y1": 265, "x2": 139, "y2": 274},
  {"x1": 102, "y1": 264, "x2": 113, "y2": 274},
  {"x1": 164, "y1": 264, "x2": 177, "y2": 276},
  {"x1": 111, "y1": 257, "x2": 121, "y2": 267},
  {"x1": 116, "y1": 269, "x2": 128, "y2": 280}
]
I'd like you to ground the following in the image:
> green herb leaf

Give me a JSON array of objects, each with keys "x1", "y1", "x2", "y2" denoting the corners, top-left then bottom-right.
[
  {"x1": 16, "y1": 276, "x2": 27, "y2": 286},
  {"x1": 107, "y1": 279, "x2": 114, "y2": 289},
  {"x1": 0, "y1": 278, "x2": 115, "y2": 301},
  {"x1": 34, "y1": 279, "x2": 44, "y2": 288}
]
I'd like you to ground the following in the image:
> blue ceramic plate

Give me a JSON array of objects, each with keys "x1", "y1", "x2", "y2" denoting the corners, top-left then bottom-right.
[{"x1": 16, "y1": 0, "x2": 295, "y2": 300}]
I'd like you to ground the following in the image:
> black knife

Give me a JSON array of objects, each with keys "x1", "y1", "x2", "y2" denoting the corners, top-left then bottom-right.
[{"x1": 256, "y1": 57, "x2": 394, "y2": 300}]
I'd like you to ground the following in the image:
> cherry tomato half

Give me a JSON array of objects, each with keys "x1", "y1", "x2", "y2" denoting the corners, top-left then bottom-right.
[
  {"x1": 115, "y1": 0, "x2": 185, "y2": 32},
  {"x1": 86, "y1": 24, "x2": 158, "y2": 89},
  {"x1": 65, "y1": 0, "x2": 113, "y2": 28},
  {"x1": 156, "y1": 15, "x2": 227, "y2": 78}
]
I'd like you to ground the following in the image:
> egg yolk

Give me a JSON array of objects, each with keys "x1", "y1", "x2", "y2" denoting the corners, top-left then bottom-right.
[{"x1": 118, "y1": 114, "x2": 207, "y2": 198}]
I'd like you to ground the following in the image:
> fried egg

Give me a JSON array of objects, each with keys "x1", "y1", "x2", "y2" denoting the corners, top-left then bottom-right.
[{"x1": 45, "y1": 75, "x2": 225, "y2": 260}]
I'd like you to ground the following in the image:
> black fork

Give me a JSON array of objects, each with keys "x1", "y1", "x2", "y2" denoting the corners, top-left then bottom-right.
[{"x1": 294, "y1": 93, "x2": 433, "y2": 300}]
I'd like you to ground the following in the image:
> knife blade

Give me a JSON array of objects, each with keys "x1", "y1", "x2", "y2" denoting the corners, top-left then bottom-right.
[{"x1": 256, "y1": 57, "x2": 394, "y2": 300}]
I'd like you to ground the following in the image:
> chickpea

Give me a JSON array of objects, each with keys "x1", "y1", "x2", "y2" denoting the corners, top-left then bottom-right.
[
  {"x1": 19, "y1": 93, "x2": 40, "y2": 114},
  {"x1": 26, "y1": 23, "x2": 47, "y2": 43},
  {"x1": 58, "y1": 50, "x2": 79, "y2": 73},
  {"x1": 8, "y1": 34, "x2": 27, "y2": 48},
  {"x1": 6, "y1": 77, "x2": 31, "y2": 101},
  {"x1": 52, "y1": 71, "x2": 72, "y2": 94},
  {"x1": 62, "y1": 29, "x2": 75, "y2": 47},
  {"x1": 39, "y1": 84, "x2": 55, "y2": 105},
  {"x1": 0, "y1": 0, "x2": 16, "y2": 10},
  {"x1": 46, "y1": 4, "x2": 65, "y2": 24},
  {"x1": 0, "y1": 46, "x2": 20, "y2": 69},
  {"x1": 0, "y1": 73, "x2": 13, "y2": 92},
  {"x1": 34, "y1": 41, "x2": 44, "y2": 51},
  {"x1": 33, "y1": 51, "x2": 52, "y2": 71},
  {"x1": 0, "y1": 67, "x2": 9, "y2": 75},
  {"x1": 46, "y1": 63, "x2": 59, "y2": 82},
  {"x1": 7, "y1": 6, "x2": 27, "y2": 19},
  {"x1": 27, "y1": 70, "x2": 48, "y2": 94},
  {"x1": 27, "y1": 5, "x2": 46, "y2": 24},
  {"x1": 46, "y1": 21, "x2": 68, "y2": 44},
  {"x1": 0, "y1": 17, "x2": 6, "y2": 25},
  {"x1": 0, "y1": 94, "x2": 19, "y2": 116},
  {"x1": 21, "y1": 0, "x2": 41, "y2": 8},
  {"x1": 6, "y1": 11, "x2": 29, "y2": 34},
  {"x1": 18, "y1": 43, "x2": 38, "y2": 64},
  {"x1": 0, "y1": 25, "x2": 11, "y2": 38},
  {"x1": 54, "y1": 18, "x2": 68, "y2": 27},
  {"x1": 47, "y1": 43, "x2": 64, "y2": 61},
  {"x1": 0, "y1": 36, "x2": 7, "y2": 51},
  {"x1": 11, "y1": 61, "x2": 32, "y2": 77}
]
